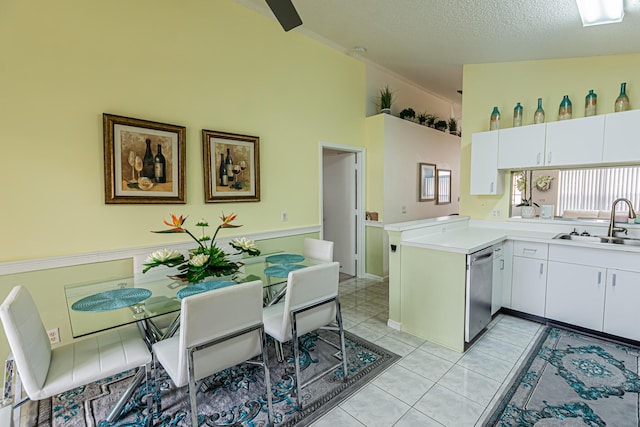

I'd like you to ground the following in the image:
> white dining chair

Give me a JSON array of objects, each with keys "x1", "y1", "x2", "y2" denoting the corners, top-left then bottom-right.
[
  {"x1": 0, "y1": 285, "x2": 152, "y2": 424},
  {"x1": 262, "y1": 261, "x2": 347, "y2": 408},
  {"x1": 152, "y1": 280, "x2": 273, "y2": 427},
  {"x1": 303, "y1": 238, "x2": 334, "y2": 262}
]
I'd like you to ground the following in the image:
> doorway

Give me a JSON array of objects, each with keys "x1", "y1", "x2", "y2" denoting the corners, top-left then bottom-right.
[{"x1": 321, "y1": 143, "x2": 365, "y2": 278}]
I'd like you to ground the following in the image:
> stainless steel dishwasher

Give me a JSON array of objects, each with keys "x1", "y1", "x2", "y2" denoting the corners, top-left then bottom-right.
[{"x1": 465, "y1": 245, "x2": 494, "y2": 342}]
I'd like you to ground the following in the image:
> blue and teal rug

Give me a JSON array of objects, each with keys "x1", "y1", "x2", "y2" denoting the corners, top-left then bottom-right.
[
  {"x1": 485, "y1": 325, "x2": 640, "y2": 426},
  {"x1": 21, "y1": 330, "x2": 398, "y2": 427}
]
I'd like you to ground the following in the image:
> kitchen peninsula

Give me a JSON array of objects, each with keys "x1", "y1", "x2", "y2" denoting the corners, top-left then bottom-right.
[{"x1": 385, "y1": 216, "x2": 640, "y2": 352}]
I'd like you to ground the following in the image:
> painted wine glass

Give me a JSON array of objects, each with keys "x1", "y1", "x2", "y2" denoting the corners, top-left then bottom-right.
[
  {"x1": 128, "y1": 150, "x2": 136, "y2": 183},
  {"x1": 239, "y1": 160, "x2": 247, "y2": 181},
  {"x1": 134, "y1": 156, "x2": 143, "y2": 180}
]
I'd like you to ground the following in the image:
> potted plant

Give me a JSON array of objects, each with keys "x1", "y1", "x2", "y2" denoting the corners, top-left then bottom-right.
[
  {"x1": 426, "y1": 114, "x2": 438, "y2": 128},
  {"x1": 399, "y1": 108, "x2": 416, "y2": 121},
  {"x1": 417, "y1": 112, "x2": 428, "y2": 125},
  {"x1": 377, "y1": 85, "x2": 393, "y2": 114},
  {"x1": 448, "y1": 117, "x2": 458, "y2": 135},
  {"x1": 434, "y1": 120, "x2": 448, "y2": 132},
  {"x1": 515, "y1": 171, "x2": 539, "y2": 218}
]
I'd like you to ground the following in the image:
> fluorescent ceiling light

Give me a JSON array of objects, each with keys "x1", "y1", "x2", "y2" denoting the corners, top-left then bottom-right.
[{"x1": 576, "y1": 0, "x2": 624, "y2": 26}]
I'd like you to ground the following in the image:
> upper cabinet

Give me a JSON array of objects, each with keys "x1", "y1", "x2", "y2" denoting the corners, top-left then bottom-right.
[
  {"x1": 470, "y1": 131, "x2": 504, "y2": 195},
  {"x1": 603, "y1": 109, "x2": 640, "y2": 163},
  {"x1": 545, "y1": 116, "x2": 605, "y2": 167},
  {"x1": 497, "y1": 124, "x2": 546, "y2": 169}
]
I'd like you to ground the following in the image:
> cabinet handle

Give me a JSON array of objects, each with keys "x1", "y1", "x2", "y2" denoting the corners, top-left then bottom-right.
[
  {"x1": 548, "y1": 152, "x2": 552, "y2": 163},
  {"x1": 536, "y1": 153, "x2": 541, "y2": 165},
  {"x1": 539, "y1": 263, "x2": 544, "y2": 275},
  {"x1": 500, "y1": 259, "x2": 504, "y2": 270},
  {"x1": 597, "y1": 271, "x2": 602, "y2": 284},
  {"x1": 612, "y1": 273, "x2": 617, "y2": 287},
  {"x1": 523, "y1": 248, "x2": 537, "y2": 254},
  {"x1": 490, "y1": 182, "x2": 494, "y2": 193}
]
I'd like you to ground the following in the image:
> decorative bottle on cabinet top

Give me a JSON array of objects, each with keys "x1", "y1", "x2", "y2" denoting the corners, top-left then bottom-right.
[
  {"x1": 490, "y1": 106, "x2": 500, "y2": 130},
  {"x1": 615, "y1": 82, "x2": 630, "y2": 112},
  {"x1": 558, "y1": 95, "x2": 572, "y2": 120},
  {"x1": 585, "y1": 90, "x2": 597, "y2": 117},
  {"x1": 533, "y1": 98, "x2": 545, "y2": 124},
  {"x1": 513, "y1": 102, "x2": 523, "y2": 127}
]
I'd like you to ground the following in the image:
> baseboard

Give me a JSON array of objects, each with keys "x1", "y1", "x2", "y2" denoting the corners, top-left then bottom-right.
[
  {"x1": 387, "y1": 319, "x2": 401, "y2": 330},
  {"x1": 362, "y1": 273, "x2": 385, "y2": 281}
]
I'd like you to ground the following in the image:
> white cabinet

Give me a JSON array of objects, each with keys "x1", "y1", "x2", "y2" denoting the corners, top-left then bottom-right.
[
  {"x1": 497, "y1": 124, "x2": 546, "y2": 169},
  {"x1": 545, "y1": 261, "x2": 605, "y2": 331},
  {"x1": 491, "y1": 244, "x2": 504, "y2": 315},
  {"x1": 470, "y1": 131, "x2": 504, "y2": 195},
  {"x1": 511, "y1": 241, "x2": 548, "y2": 317},
  {"x1": 545, "y1": 116, "x2": 605, "y2": 167},
  {"x1": 603, "y1": 269, "x2": 640, "y2": 341},
  {"x1": 603, "y1": 110, "x2": 640, "y2": 163}
]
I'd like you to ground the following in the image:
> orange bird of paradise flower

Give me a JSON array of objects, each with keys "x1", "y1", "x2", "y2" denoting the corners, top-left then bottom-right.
[
  {"x1": 163, "y1": 214, "x2": 187, "y2": 231},
  {"x1": 220, "y1": 212, "x2": 240, "y2": 228}
]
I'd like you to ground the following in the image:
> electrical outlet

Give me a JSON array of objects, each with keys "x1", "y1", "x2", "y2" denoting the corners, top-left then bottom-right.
[
  {"x1": 491, "y1": 209, "x2": 502, "y2": 217},
  {"x1": 47, "y1": 328, "x2": 60, "y2": 344},
  {"x1": 281, "y1": 211, "x2": 288, "y2": 222},
  {"x1": 401, "y1": 206, "x2": 407, "y2": 214}
]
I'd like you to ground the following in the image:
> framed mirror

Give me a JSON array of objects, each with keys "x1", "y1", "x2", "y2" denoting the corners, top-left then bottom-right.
[
  {"x1": 419, "y1": 163, "x2": 436, "y2": 202},
  {"x1": 437, "y1": 169, "x2": 452, "y2": 204}
]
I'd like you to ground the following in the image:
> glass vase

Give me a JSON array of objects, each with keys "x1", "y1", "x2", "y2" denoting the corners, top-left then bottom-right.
[
  {"x1": 585, "y1": 90, "x2": 597, "y2": 117},
  {"x1": 533, "y1": 98, "x2": 545, "y2": 124},
  {"x1": 490, "y1": 106, "x2": 500, "y2": 130},
  {"x1": 615, "y1": 82, "x2": 630, "y2": 112},
  {"x1": 558, "y1": 95, "x2": 572, "y2": 120},
  {"x1": 513, "y1": 102, "x2": 523, "y2": 127}
]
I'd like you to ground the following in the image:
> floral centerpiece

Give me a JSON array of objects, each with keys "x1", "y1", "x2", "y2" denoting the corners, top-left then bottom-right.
[{"x1": 142, "y1": 213, "x2": 260, "y2": 283}]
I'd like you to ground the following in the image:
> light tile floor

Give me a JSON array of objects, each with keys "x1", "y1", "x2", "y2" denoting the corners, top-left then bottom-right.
[{"x1": 310, "y1": 276, "x2": 544, "y2": 427}]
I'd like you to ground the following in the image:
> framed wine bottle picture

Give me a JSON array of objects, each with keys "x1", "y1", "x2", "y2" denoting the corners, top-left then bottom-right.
[
  {"x1": 103, "y1": 114, "x2": 186, "y2": 204},
  {"x1": 202, "y1": 129, "x2": 260, "y2": 203}
]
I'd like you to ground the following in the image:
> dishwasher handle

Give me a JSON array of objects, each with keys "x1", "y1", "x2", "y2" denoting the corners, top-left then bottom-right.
[{"x1": 470, "y1": 251, "x2": 493, "y2": 265}]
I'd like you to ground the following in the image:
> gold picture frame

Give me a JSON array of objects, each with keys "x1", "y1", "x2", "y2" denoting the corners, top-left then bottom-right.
[
  {"x1": 437, "y1": 168, "x2": 452, "y2": 205},
  {"x1": 103, "y1": 114, "x2": 186, "y2": 204},
  {"x1": 202, "y1": 130, "x2": 260, "y2": 203}
]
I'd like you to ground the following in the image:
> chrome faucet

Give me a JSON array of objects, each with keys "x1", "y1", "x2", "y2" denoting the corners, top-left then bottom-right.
[{"x1": 608, "y1": 198, "x2": 637, "y2": 237}]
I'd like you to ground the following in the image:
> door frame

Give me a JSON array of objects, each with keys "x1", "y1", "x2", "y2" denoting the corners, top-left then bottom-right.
[{"x1": 319, "y1": 142, "x2": 366, "y2": 278}]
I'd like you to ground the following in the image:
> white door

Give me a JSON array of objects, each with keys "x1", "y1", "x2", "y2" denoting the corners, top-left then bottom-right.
[{"x1": 323, "y1": 149, "x2": 357, "y2": 275}]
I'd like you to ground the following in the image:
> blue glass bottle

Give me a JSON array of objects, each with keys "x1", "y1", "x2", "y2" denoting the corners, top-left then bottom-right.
[
  {"x1": 490, "y1": 106, "x2": 500, "y2": 130},
  {"x1": 585, "y1": 90, "x2": 597, "y2": 117},
  {"x1": 558, "y1": 95, "x2": 572, "y2": 120},
  {"x1": 513, "y1": 102, "x2": 523, "y2": 127},
  {"x1": 533, "y1": 98, "x2": 545, "y2": 124}
]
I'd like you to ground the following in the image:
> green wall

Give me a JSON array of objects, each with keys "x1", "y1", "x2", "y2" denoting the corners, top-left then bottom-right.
[
  {"x1": 0, "y1": 0, "x2": 366, "y2": 262},
  {"x1": 459, "y1": 53, "x2": 640, "y2": 220}
]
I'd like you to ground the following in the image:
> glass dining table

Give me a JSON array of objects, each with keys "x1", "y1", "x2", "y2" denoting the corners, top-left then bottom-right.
[{"x1": 63, "y1": 251, "x2": 322, "y2": 423}]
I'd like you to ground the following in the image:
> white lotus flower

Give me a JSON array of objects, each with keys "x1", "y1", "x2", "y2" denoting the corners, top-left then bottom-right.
[
  {"x1": 231, "y1": 237, "x2": 257, "y2": 251},
  {"x1": 146, "y1": 248, "x2": 182, "y2": 263},
  {"x1": 189, "y1": 254, "x2": 209, "y2": 267}
]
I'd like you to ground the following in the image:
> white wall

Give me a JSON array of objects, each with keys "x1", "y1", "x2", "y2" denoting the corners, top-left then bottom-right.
[
  {"x1": 366, "y1": 63, "x2": 462, "y2": 125},
  {"x1": 383, "y1": 115, "x2": 461, "y2": 224}
]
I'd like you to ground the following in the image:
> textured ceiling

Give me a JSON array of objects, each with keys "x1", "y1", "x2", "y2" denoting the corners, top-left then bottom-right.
[{"x1": 234, "y1": 0, "x2": 640, "y2": 103}]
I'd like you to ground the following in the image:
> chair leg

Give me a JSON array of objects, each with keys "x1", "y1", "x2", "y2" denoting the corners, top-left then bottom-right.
[
  {"x1": 275, "y1": 341, "x2": 285, "y2": 362},
  {"x1": 187, "y1": 350, "x2": 199, "y2": 427},
  {"x1": 336, "y1": 298, "x2": 348, "y2": 381},
  {"x1": 291, "y1": 312, "x2": 303, "y2": 409},
  {"x1": 152, "y1": 355, "x2": 161, "y2": 424},
  {"x1": 261, "y1": 328, "x2": 274, "y2": 426}
]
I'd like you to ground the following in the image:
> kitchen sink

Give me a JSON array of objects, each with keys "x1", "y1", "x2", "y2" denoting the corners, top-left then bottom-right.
[{"x1": 553, "y1": 233, "x2": 640, "y2": 247}]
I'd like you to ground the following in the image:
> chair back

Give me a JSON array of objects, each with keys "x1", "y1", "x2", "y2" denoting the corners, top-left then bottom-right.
[
  {"x1": 0, "y1": 286, "x2": 51, "y2": 398},
  {"x1": 303, "y1": 238, "x2": 334, "y2": 262},
  {"x1": 178, "y1": 280, "x2": 263, "y2": 383},
  {"x1": 281, "y1": 262, "x2": 340, "y2": 338}
]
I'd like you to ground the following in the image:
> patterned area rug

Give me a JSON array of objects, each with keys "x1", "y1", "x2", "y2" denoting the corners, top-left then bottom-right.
[
  {"x1": 484, "y1": 325, "x2": 640, "y2": 426},
  {"x1": 20, "y1": 329, "x2": 399, "y2": 427}
]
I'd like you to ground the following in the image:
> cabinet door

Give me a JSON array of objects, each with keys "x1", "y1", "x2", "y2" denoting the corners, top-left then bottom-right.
[
  {"x1": 470, "y1": 131, "x2": 504, "y2": 195},
  {"x1": 511, "y1": 257, "x2": 547, "y2": 317},
  {"x1": 545, "y1": 116, "x2": 605, "y2": 167},
  {"x1": 497, "y1": 124, "x2": 546, "y2": 169},
  {"x1": 603, "y1": 110, "x2": 640, "y2": 163},
  {"x1": 603, "y1": 269, "x2": 640, "y2": 341},
  {"x1": 491, "y1": 247, "x2": 504, "y2": 315},
  {"x1": 546, "y1": 261, "x2": 605, "y2": 331}
]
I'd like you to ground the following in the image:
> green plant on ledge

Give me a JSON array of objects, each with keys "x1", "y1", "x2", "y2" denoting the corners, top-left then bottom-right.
[
  {"x1": 434, "y1": 120, "x2": 448, "y2": 132},
  {"x1": 418, "y1": 113, "x2": 428, "y2": 125},
  {"x1": 399, "y1": 108, "x2": 416, "y2": 121},
  {"x1": 448, "y1": 117, "x2": 458, "y2": 134},
  {"x1": 377, "y1": 85, "x2": 393, "y2": 113},
  {"x1": 426, "y1": 114, "x2": 438, "y2": 127}
]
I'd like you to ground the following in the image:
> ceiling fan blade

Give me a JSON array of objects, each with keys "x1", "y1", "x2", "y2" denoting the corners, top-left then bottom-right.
[{"x1": 265, "y1": 0, "x2": 302, "y2": 31}]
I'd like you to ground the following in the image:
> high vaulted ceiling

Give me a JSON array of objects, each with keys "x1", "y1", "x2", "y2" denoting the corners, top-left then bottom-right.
[{"x1": 235, "y1": 0, "x2": 640, "y2": 104}]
